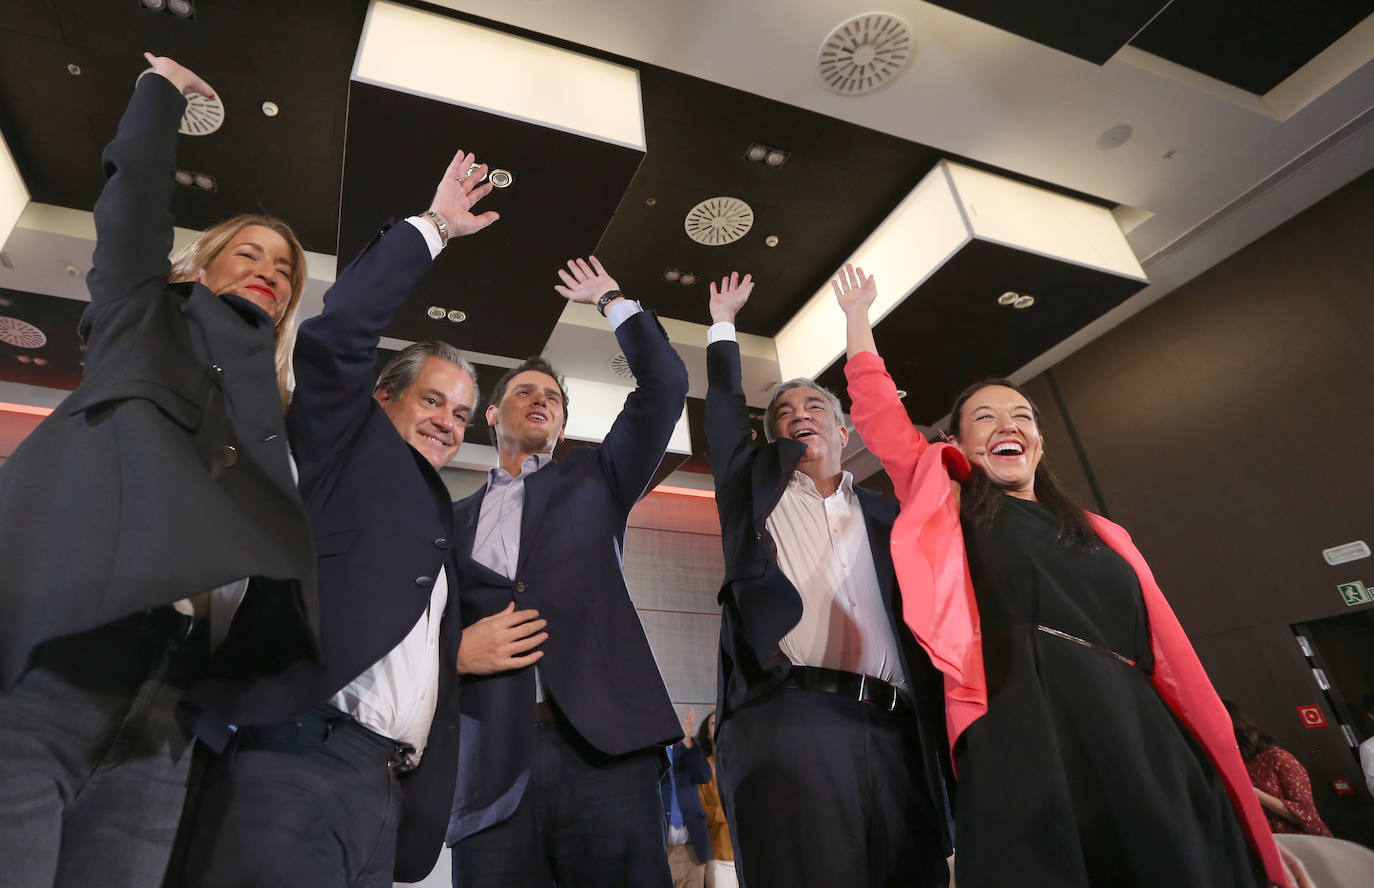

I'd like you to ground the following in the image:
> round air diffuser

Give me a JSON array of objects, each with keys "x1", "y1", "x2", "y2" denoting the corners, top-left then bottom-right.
[
  {"x1": 137, "y1": 68, "x2": 225, "y2": 135},
  {"x1": 684, "y1": 197, "x2": 754, "y2": 246},
  {"x1": 0, "y1": 316, "x2": 47, "y2": 348},
  {"x1": 817, "y1": 13, "x2": 913, "y2": 96}
]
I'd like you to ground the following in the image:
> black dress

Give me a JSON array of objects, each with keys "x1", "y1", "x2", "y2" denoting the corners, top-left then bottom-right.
[{"x1": 952, "y1": 496, "x2": 1262, "y2": 888}]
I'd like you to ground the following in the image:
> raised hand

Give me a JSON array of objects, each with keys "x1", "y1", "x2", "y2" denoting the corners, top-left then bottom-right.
[
  {"x1": 554, "y1": 256, "x2": 619, "y2": 304},
  {"x1": 142, "y1": 52, "x2": 214, "y2": 98},
  {"x1": 708, "y1": 271, "x2": 753, "y2": 324},
  {"x1": 429, "y1": 150, "x2": 501, "y2": 239},
  {"x1": 456, "y1": 602, "x2": 547, "y2": 675},
  {"x1": 831, "y1": 263, "x2": 877, "y2": 316}
]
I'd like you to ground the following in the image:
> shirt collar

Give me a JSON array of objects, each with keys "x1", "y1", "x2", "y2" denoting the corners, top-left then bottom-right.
[
  {"x1": 488, "y1": 451, "x2": 555, "y2": 486},
  {"x1": 787, "y1": 469, "x2": 854, "y2": 499}
]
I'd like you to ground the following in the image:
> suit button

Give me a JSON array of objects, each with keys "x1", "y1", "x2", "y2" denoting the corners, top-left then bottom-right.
[
  {"x1": 416, "y1": 576, "x2": 434, "y2": 588},
  {"x1": 434, "y1": 538, "x2": 449, "y2": 549},
  {"x1": 515, "y1": 581, "x2": 526, "y2": 593},
  {"x1": 211, "y1": 364, "x2": 223, "y2": 374}
]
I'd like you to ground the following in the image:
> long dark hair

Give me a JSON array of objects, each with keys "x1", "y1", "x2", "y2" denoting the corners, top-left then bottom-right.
[
  {"x1": 1224, "y1": 700, "x2": 1278, "y2": 762},
  {"x1": 695, "y1": 711, "x2": 715, "y2": 758},
  {"x1": 948, "y1": 378, "x2": 1098, "y2": 548}
]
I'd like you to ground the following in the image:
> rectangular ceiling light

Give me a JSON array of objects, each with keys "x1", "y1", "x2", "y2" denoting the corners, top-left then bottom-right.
[
  {"x1": 0, "y1": 127, "x2": 29, "y2": 254},
  {"x1": 354, "y1": 0, "x2": 644, "y2": 150},
  {"x1": 774, "y1": 161, "x2": 1147, "y2": 381},
  {"x1": 562, "y1": 376, "x2": 692, "y2": 456}
]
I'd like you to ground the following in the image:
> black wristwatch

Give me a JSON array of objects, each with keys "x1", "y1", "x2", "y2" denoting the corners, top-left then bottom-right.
[{"x1": 596, "y1": 289, "x2": 625, "y2": 317}]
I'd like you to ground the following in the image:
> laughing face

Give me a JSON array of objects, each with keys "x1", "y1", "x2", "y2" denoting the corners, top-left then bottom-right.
[
  {"x1": 375, "y1": 357, "x2": 476, "y2": 469},
  {"x1": 196, "y1": 225, "x2": 296, "y2": 324},
  {"x1": 952, "y1": 384, "x2": 1043, "y2": 499},
  {"x1": 770, "y1": 386, "x2": 848, "y2": 479},
  {"x1": 486, "y1": 369, "x2": 566, "y2": 456}
]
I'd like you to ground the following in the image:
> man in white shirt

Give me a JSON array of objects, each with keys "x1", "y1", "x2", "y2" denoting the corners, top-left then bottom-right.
[
  {"x1": 702, "y1": 272, "x2": 952, "y2": 888},
  {"x1": 181, "y1": 150, "x2": 498, "y2": 887}
]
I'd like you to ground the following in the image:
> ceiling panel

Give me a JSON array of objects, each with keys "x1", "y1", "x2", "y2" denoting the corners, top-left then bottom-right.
[{"x1": 922, "y1": 0, "x2": 1170, "y2": 64}]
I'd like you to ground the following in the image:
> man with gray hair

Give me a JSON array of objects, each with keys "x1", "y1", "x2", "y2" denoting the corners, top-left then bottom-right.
[
  {"x1": 702, "y1": 272, "x2": 952, "y2": 888},
  {"x1": 182, "y1": 149, "x2": 495, "y2": 886}
]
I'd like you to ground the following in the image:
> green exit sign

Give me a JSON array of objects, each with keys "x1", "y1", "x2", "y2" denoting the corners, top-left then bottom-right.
[{"x1": 1338, "y1": 581, "x2": 1371, "y2": 607}]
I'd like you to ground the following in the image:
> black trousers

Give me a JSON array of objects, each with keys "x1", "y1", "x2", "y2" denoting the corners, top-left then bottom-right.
[
  {"x1": 717, "y1": 686, "x2": 950, "y2": 888},
  {"x1": 182, "y1": 706, "x2": 406, "y2": 888},
  {"x1": 452, "y1": 719, "x2": 671, "y2": 888}
]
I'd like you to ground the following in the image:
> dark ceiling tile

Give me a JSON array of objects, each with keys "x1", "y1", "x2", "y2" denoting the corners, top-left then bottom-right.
[
  {"x1": 922, "y1": 1, "x2": 1172, "y2": 65},
  {"x1": 1129, "y1": 0, "x2": 1372, "y2": 95},
  {"x1": 0, "y1": 288, "x2": 88, "y2": 391}
]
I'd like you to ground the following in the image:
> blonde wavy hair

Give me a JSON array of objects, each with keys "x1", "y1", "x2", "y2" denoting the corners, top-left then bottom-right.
[{"x1": 168, "y1": 214, "x2": 307, "y2": 410}]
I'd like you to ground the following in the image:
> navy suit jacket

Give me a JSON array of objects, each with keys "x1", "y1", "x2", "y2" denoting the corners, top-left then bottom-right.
[
  {"x1": 185, "y1": 220, "x2": 463, "y2": 882},
  {"x1": 661, "y1": 741, "x2": 713, "y2": 862},
  {"x1": 704, "y1": 339, "x2": 952, "y2": 852},
  {"x1": 447, "y1": 309, "x2": 689, "y2": 843}
]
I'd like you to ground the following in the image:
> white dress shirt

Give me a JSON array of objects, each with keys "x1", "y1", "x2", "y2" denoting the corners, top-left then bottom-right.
[
  {"x1": 712, "y1": 322, "x2": 905, "y2": 688},
  {"x1": 327, "y1": 214, "x2": 453, "y2": 761}
]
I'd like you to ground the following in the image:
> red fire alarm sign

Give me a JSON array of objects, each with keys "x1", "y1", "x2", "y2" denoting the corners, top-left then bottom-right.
[
  {"x1": 1333, "y1": 779, "x2": 1356, "y2": 797},
  {"x1": 1297, "y1": 705, "x2": 1327, "y2": 728}
]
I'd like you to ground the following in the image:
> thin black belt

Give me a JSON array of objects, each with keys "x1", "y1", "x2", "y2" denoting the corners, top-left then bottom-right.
[
  {"x1": 1035, "y1": 625, "x2": 1137, "y2": 667},
  {"x1": 233, "y1": 705, "x2": 414, "y2": 769},
  {"x1": 781, "y1": 666, "x2": 911, "y2": 715}
]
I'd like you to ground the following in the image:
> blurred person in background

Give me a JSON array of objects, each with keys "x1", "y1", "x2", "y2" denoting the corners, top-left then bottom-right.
[{"x1": 1227, "y1": 702, "x2": 1333, "y2": 837}]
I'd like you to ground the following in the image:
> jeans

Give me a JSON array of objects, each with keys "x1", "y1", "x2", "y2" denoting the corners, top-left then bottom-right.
[{"x1": 0, "y1": 608, "x2": 206, "y2": 888}]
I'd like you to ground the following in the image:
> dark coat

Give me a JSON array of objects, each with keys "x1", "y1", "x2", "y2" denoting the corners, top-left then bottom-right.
[
  {"x1": 182, "y1": 219, "x2": 463, "y2": 883},
  {"x1": 703, "y1": 339, "x2": 951, "y2": 838},
  {"x1": 0, "y1": 74, "x2": 316, "y2": 690},
  {"x1": 447, "y1": 309, "x2": 689, "y2": 843},
  {"x1": 661, "y1": 740, "x2": 713, "y2": 862}
]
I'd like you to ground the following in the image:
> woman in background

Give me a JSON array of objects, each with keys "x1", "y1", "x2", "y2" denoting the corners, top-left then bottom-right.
[
  {"x1": 0, "y1": 53, "x2": 315, "y2": 887},
  {"x1": 696, "y1": 711, "x2": 737, "y2": 888},
  {"x1": 1228, "y1": 702, "x2": 1333, "y2": 836}
]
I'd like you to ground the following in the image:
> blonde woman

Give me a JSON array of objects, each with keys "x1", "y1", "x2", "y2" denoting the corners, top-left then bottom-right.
[{"x1": 0, "y1": 53, "x2": 315, "y2": 887}]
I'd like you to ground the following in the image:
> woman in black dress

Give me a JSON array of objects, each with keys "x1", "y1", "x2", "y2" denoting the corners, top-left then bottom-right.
[
  {"x1": 0, "y1": 53, "x2": 315, "y2": 886},
  {"x1": 831, "y1": 264, "x2": 1291, "y2": 887}
]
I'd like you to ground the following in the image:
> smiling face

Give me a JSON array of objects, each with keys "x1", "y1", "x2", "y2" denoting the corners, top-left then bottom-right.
[
  {"x1": 196, "y1": 225, "x2": 296, "y2": 324},
  {"x1": 375, "y1": 357, "x2": 476, "y2": 469},
  {"x1": 952, "y1": 384, "x2": 1043, "y2": 499},
  {"x1": 770, "y1": 385, "x2": 848, "y2": 480},
  {"x1": 487, "y1": 369, "x2": 566, "y2": 458}
]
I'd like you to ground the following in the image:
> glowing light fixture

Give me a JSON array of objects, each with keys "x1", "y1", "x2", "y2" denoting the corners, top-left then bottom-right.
[
  {"x1": 0, "y1": 126, "x2": 28, "y2": 254},
  {"x1": 774, "y1": 161, "x2": 1147, "y2": 380},
  {"x1": 354, "y1": 0, "x2": 644, "y2": 150}
]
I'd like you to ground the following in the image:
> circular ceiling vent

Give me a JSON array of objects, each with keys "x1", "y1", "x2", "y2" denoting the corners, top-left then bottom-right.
[
  {"x1": 137, "y1": 68, "x2": 225, "y2": 135},
  {"x1": 608, "y1": 352, "x2": 636, "y2": 380},
  {"x1": 817, "y1": 13, "x2": 914, "y2": 96},
  {"x1": 684, "y1": 196, "x2": 754, "y2": 246},
  {"x1": 0, "y1": 316, "x2": 47, "y2": 349}
]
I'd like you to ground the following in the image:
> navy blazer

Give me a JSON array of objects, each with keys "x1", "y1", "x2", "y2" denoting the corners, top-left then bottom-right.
[
  {"x1": 0, "y1": 74, "x2": 315, "y2": 689},
  {"x1": 447, "y1": 309, "x2": 689, "y2": 844},
  {"x1": 184, "y1": 220, "x2": 462, "y2": 882},
  {"x1": 704, "y1": 339, "x2": 952, "y2": 851},
  {"x1": 661, "y1": 741, "x2": 713, "y2": 863}
]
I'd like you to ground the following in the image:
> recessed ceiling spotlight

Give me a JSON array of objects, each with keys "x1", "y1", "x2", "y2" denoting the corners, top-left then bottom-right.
[
  {"x1": 446, "y1": 310, "x2": 467, "y2": 323},
  {"x1": 174, "y1": 170, "x2": 193, "y2": 186},
  {"x1": 662, "y1": 269, "x2": 681, "y2": 282},
  {"x1": 764, "y1": 150, "x2": 788, "y2": 168},
  {"x1": 168, "y1": 0, "x2": 194, "y2": 17},
  {"x1": 141, "y1": 0, "x2": 166, "y2": 9},
  {"x1": 679, "y1": 273, "x2": 697, "y2": 286},
  {"x1": 998, "y1": 291, "x2": 1019, "y2": 306},
  {"x1": 645, "y1": 198, "x2": 657, "y2": 206},
  {"x1": 65, "y1": 265, "x2": 81, "y2": 277},
  {"x1": 15, "y1": 355, "x2": 31, "y2": 364},
  {"x1": 426, "y1": 306, "x2": 447, "y2": 320},
  {"x1": 489, "y1": 169, "x2": 514, "y2": 189},
  {"x1": 1013, "y1": 295, "x2": 1036, "y2": 309},
  {"x1": 32, "y1": 357, "x2": 47, "y2": 366},
  {"x1": 465, "y1": 163, "x2": 487, "y2": 183},
  {"x1": 745, "y1": 144, "x2": 768, "y2": 163},
  {"x1": 1096, "y1": 124, "x2": 1132, "y2": 150},
  {"x1": 0, "y1": 296, "x2": 11, "y2": 306},
  {"x1": 896, "y1": 389, "x2": 908, "y2": 399},
  {"x1": 66, "y1": 63, "x2": 82, "y2": 76},
  {"x1": 764, "y1": 235, "x2": 780, "y2": 247},
  {"x1": 192, "y1": 173, "x2": 216, "y2": 191},
  {"x1": 261, "y1": 101, "x2": 279, "y2": 118}
]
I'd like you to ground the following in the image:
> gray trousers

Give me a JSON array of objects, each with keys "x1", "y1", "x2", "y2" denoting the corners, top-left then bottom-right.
[{"x1": 0, "y1": 608, "x2": 206, "y2": 888}]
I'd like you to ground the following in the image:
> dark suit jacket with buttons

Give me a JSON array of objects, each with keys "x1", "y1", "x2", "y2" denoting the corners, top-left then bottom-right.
[
  {"x1": 447, "y1": 308, "x2": 689, "y2": 844},
  {"x1": 183, "y1": 219, "x2": 462, "y2": 882},
  {"x1": 704, "y1": 339, "x2": 951, "y2": 839},
  {"x1": 661, "y1": 740, "x2": 713, "y2": 862},
  {"x1": 0, "y1": 74, "x2": 316, "y2": 691}
]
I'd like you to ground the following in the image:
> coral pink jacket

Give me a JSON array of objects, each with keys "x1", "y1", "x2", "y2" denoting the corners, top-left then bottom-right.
[{"x1": 845, "y1": 352, "x2": 1286, "y2": 887}]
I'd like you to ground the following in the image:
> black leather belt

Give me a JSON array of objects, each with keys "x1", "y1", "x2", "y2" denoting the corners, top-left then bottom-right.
[
  {"x1": 781, "y1": 666, "x2": 911, "y2": 715},
  {"x1": 234, "y1": 705, "x2": 414, "y2": 769}
]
